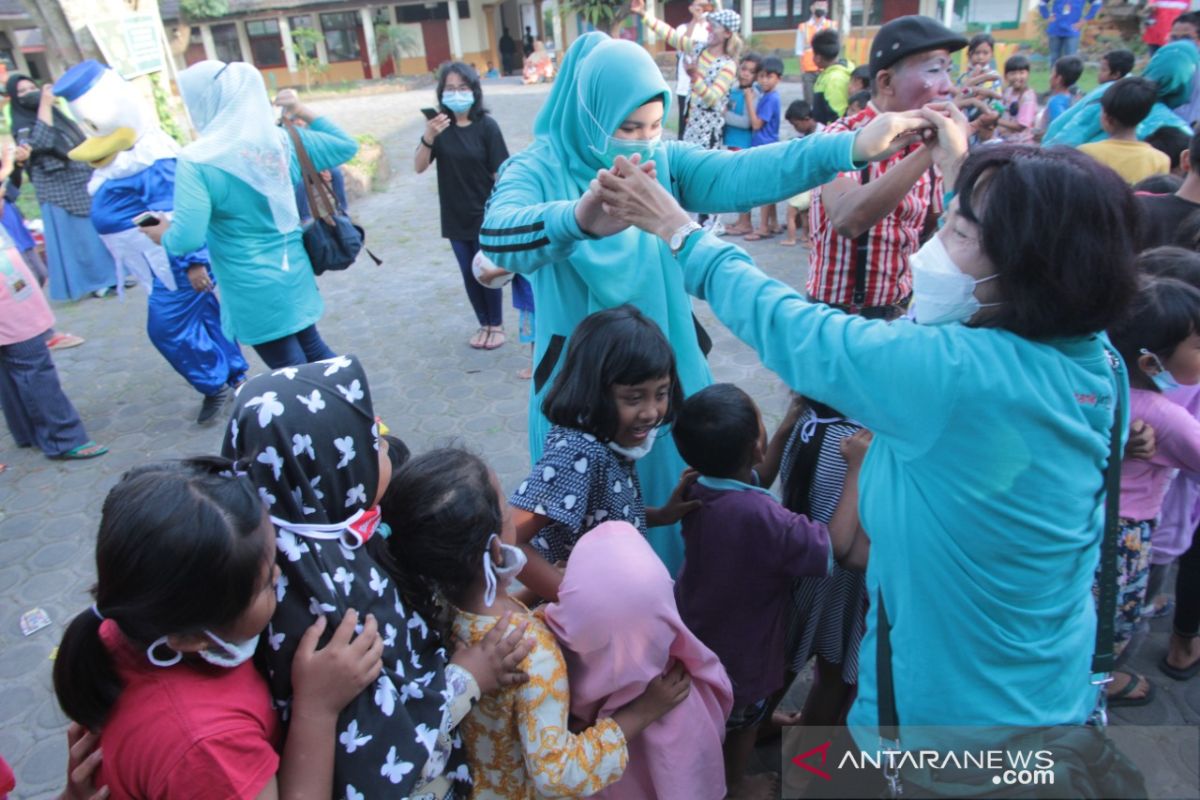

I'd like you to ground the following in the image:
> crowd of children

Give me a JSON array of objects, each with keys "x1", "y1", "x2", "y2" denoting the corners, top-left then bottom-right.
[{"x1": 28, "y1": 16, "x2": 1200, "y2": 800}]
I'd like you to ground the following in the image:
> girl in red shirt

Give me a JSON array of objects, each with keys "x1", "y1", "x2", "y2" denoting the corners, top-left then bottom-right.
[{"x1": 53, "y1": 459, "x2": 383, "y2": 800}]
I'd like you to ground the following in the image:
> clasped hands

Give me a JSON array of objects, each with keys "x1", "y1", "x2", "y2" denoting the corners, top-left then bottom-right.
[{"x1": 576, "y1": 103, "x2": 971, "y2": 243}]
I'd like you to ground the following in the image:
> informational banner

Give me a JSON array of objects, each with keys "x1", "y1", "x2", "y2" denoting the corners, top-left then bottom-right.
[
  {"x1": 967, "y1": 0, "x2": 1023, "y2": 26},
  {"x1": 88, "y1": 13, "x2": 166, "y2": 79}
]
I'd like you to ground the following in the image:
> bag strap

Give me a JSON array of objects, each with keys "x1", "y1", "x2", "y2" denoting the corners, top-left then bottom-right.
[
  {"x1": 851, "y1": 164, "x2": 871, "y2": 310},
  {"x1": 1092, "y1": 349, "x2": 1123, "y2": 676},
  {"x1": 283, "y1": 118, "x2": 338, "y2": 225},
  {"x1": 876, "y1": 347, "x2": 1125, "y2": 742}
]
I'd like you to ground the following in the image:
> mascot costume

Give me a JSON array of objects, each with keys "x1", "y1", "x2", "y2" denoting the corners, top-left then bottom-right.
[{"x1": 53, "y1": 61, "x2": 247, "y2": 424}]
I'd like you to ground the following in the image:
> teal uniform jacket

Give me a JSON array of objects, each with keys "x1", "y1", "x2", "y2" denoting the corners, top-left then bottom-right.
[
  {"x1": 164, "y1": 118, "x2": 358, "y2": 346},
  {"x1": 480, "y1": 33, "x2": 862, "y2": 574},
  {"x1": 1044, "y1": 40, "x2": 1196, "y2": 147},
  {"x1": 676, "y1": 228, "x2": 1126, "y2": 742}
]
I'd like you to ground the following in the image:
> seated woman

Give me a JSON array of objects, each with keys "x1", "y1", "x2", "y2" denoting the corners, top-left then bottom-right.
[{"x1": 593, "y1": 105, "x2": 1140, "y2": 778}]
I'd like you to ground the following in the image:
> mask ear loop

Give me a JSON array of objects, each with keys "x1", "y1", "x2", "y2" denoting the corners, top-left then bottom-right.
[
  {"x1": 482, "y1": 533, "x2": 500, "y2": 608},
  {"x1": 146, "y1": 635, "x2": 183, "y2": 668}
]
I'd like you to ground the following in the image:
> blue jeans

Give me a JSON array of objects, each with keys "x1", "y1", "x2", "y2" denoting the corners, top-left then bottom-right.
[
  {"x1": 450, "y1": 238, "x2": 503, "y2": 327},
  {"x1": 252, "y1": 324, "x2": 336, "y2": 369},
  {"x1": 0, "y1": 331, "x2": 90, "y2": 456},
  {"x1": 1048, "y1": 34, "x2": 1079, "y2": 65}
]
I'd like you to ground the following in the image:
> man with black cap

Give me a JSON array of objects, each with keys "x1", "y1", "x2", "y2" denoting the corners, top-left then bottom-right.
[{"x1": 806, "y1": 15, "x2": 966, "y2": 320}]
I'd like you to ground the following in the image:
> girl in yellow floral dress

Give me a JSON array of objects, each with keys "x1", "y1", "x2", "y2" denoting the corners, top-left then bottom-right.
[{"x1": 379, "y1": 448, "x2": 691, "y2": 798}]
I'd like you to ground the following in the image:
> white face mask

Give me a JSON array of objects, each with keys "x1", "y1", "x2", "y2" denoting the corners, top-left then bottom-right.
[
  {"x1": 909, "y1": 235, "x2": 1000, "y2": 326},
  {"x1": 607, "y1": 426, "x2": 659, "y2": 461},
  {"x1": 482, "y1": 533, "x2": 528, "y2": 608},
  {"x1": 199, "y1": 630, "x2": 261, "y2": 668}
]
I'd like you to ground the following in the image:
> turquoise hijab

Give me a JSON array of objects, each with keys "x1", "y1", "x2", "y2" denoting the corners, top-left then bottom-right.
[
  {"x1": 504, "y1": 32, "x2": 685, "y2": 311},
  {"x1": 1043, "y1": 41, "x2": 1197, "y2": 146},
  {"x1": 529, "y1": 32, "x2": 672, "y2": 193}
]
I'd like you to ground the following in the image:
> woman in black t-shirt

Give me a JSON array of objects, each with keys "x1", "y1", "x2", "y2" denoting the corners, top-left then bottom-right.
[{"x1": 415, "y1": 62, "x2": 511, "y2": 350}]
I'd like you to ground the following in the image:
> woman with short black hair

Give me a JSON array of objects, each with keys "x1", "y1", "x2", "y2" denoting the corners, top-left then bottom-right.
[
  {"x1": 415, "y1": 62, "x2": 511, "y2": 350},
  {"x1": 593, "y1": 106, "x2": 1139, "y2": 745}
]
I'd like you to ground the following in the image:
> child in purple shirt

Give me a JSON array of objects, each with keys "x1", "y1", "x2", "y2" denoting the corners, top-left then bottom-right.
[
  {"x1": 673, "y1": 383, "x2": 867, "y2": 799},
  {"x1": 1108, "y1": 275, "x2": 1200, "y2": 706}
]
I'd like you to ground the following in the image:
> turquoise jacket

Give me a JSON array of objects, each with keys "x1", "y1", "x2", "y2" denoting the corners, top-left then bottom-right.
[
  {"x1": 164, "y1": 118, "x2": 357, "y2": 345},
  {"x1": 676, "y1": 230, "x2": 1126, "y2": 738},
  {"x1": 480, "y1": 33, "x2": 862, "y2": 573},
  {"x1": 1044, "y1": 40, "x2": 1196, "y2": 147}
]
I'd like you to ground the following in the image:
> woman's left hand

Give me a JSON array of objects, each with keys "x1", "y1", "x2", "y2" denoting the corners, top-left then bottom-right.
[
  {"x1": 593, "y1": 155, "x2": 692, "y2": 242},
  {"x1": 139, "y1": 218, "x2": 170, "y2": 246}
]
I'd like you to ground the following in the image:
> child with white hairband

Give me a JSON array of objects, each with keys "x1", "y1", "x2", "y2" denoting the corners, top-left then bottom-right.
[{"x1": 380, "y1": 447, "x2": 691, "y2": 800}]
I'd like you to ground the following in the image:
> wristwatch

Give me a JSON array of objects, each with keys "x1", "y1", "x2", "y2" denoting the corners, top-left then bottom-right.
[{"x1": 668, "y1": 221, "x2": 703, "y2": 256}]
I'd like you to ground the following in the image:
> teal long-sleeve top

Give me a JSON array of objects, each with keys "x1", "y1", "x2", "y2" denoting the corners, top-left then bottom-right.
[
  {"x1": 163, "y1": 117, "x2": 358, "y2": 346},
  {"x1": 480, "y1": 132, "x2": 861, "y2": 575},
  {"x1": 675, "y1": 229, "x2": 1126, "y2": 740}
]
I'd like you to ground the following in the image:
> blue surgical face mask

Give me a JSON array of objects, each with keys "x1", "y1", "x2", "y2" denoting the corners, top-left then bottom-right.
[
  {"x1": 1140, "y1": 349, "x2": 1181, "y2": 392},
  {"x1": 200, "y1": 629, "x2": 261, "y2": 668},
  {"x1": 442, "y1": 90, "x2": 474, "y2": 114},
  {"x1": 593, "y1": 134, "x2": 662, "y2": 168},
  {"x1": 580, "y1": 89, "x2": 662, "y2": 168}
]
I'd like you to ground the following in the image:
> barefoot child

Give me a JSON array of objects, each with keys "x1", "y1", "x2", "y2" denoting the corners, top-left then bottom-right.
[{"x1": 780, "y1": 101, "x2": 823, "y2": 247}]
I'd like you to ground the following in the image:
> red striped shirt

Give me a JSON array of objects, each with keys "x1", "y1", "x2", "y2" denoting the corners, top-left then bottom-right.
[{"x1": 806, "y1": 105, "x2": 943, "y2": 308}]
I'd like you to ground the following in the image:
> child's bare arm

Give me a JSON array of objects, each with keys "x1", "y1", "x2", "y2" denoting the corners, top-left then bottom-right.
[
  {"x1": 514, "y1": 508, "x2": 565, "y2": 601},
  {"x1": 755, "y1": 394, "x2": 806, "y2": 489},
  {"x1": 828, "y1": 430, "x2": 872, "y2": 566}
]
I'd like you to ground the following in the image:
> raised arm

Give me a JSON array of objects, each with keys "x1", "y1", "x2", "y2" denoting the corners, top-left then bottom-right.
[
  {"x1": 632, "y1": 0, "x2": 703, "y2": 53},
  {"x1": 290, "y1": 116, "x2": 358, "y2": 176},
  {"x1": 591, "y1": 151, "x2": 955, "y2": 440},
  {"x1": 668, "y1": 109, "x2": 929, "y2": 215},
  {"x1": 820, "y1": 147, "x2": 934, "y2": 239}
]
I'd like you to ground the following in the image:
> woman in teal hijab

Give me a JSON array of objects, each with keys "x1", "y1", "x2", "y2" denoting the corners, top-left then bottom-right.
[
  {"x1": 145, "y1": 61, "x2": 358, "y2": 368},
  {"x1": 1043, "y1": 40, "x2": 1197, "y2": 146},
  {"x1": 480, "y1": 33, "x2": 926, "y2": 573}
]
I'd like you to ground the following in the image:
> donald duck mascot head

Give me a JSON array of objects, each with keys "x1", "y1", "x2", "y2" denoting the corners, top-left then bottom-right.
[{"x1": 52, "y1": 61, "x2": 247, "y2": 424}]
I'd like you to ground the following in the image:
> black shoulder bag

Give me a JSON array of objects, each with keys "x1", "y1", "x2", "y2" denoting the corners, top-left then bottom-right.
[
  {"x1": 284, "y1": 119, "x2": 380, "y2": 275},
  {"x1": 874, "y1": 349, "x2": 1147, "y2": 799}
]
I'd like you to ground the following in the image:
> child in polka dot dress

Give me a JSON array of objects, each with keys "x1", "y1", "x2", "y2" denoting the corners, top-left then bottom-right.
[{"x1": 511, "y1": 306, "x2": 701, "y2": 601}]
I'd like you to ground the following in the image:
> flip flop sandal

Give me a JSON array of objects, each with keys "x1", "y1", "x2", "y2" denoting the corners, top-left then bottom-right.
[
  {"x1": 469, "y1": 327, "x2": 488, "y2": 349},
  {"x1": 483, "y1": 328, "x2": 506, "y2": 350},
  {"x1": 1159, "y1": 652, "x2": 1200, "y2": 681},
  {"x1": 53, "y1": 441, "x2": 108, "y2": 460},
  {"x1": 1144, "y1": 598, "x2": 1175, "y2": 619},
  {"x1": 1106, "y1": 671, "x2": 1155, "y2": 707},
  {"x1": 743, "y1": 232, "x2": 776, "y2": 241}
]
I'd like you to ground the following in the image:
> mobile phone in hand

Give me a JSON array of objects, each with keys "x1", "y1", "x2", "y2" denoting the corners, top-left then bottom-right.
[
  {"x1": 132, "y1": 212, "x2": 161, "y2": 228},
  {"x1": 421, "y1": 107, "x2": 439, "y2": 120},
  {"x1": 15, "y1": 127, "x2": 30, "y2": 147}
]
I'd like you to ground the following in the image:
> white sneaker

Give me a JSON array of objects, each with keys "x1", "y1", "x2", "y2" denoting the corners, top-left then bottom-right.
[{"x1": 705, "y1": 218, "x2": 726, "y2": 236}]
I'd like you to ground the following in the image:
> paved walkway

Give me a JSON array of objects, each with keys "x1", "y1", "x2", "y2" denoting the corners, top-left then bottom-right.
[{"x1": 0, "y1": 80, "x2": 1194, "y2": 798}]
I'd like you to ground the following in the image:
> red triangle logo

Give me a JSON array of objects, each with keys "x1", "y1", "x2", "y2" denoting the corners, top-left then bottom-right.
[{"x1": 791, "y1": 740, "x2": 833, "y2": 781}]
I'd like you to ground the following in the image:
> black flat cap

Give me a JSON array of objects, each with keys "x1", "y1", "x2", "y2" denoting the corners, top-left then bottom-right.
[{"x1": 869, "y1": 15, "x2": 967, "y2": 75}]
